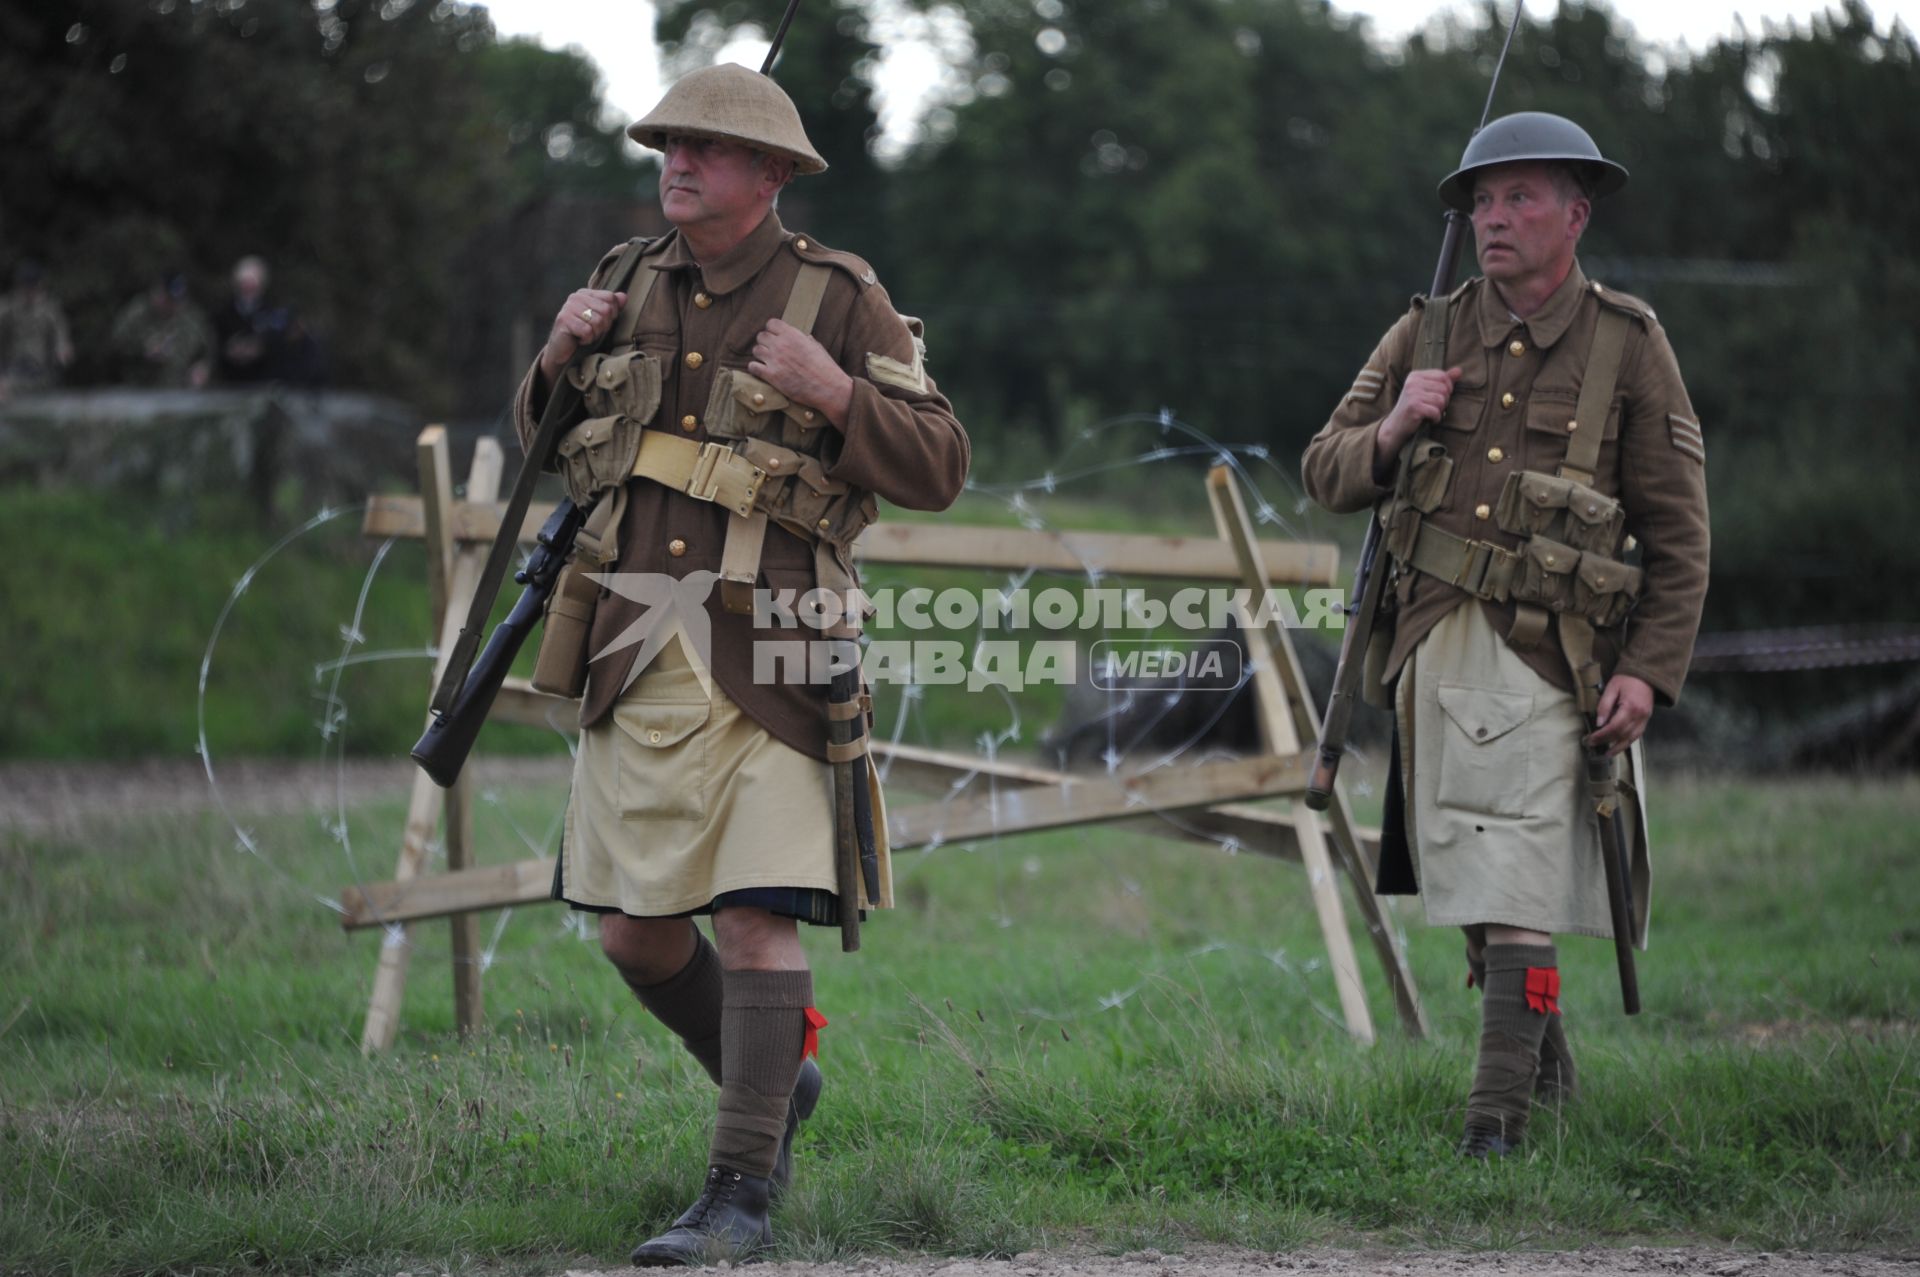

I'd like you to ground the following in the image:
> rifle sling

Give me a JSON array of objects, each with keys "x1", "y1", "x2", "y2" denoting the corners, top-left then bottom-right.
[{"x1": 430, "y1": 240, "x2": 655, "y2": 715}]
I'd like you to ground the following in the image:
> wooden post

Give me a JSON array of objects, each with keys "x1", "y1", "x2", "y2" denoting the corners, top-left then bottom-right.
[
  {"x1": 361, "y1": 429, "x2": 499, "y2": 1053},
  {"x1": 1206, "y1": 466, "x2": 1429, "y2": 1040},
  {"x1": 445, "y1": 439, "x2": 503, "y2": 1035}
]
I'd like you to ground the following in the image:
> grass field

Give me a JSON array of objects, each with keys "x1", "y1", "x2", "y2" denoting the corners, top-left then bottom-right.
[{"x1": 2, "y1": 771, "x2": 1916, "y2": 1275}]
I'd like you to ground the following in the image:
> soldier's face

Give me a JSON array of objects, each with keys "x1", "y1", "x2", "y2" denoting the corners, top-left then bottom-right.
[
  {"x1": 660, "y1": 136, "x2": 787, "y2": 231},
  {"x1": 1470, "y1": 163, "x2": 1589, "y2": 289}
]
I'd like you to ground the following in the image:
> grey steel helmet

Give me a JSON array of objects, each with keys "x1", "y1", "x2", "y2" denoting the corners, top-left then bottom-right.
[{"x1": 1437, "y1": 111, "x2": 1628, "y2": 211}]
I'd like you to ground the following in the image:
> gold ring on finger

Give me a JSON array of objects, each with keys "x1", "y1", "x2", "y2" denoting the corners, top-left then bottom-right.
[{"x1": 583, "y1": 307, "x2": 596, "y2": 321}]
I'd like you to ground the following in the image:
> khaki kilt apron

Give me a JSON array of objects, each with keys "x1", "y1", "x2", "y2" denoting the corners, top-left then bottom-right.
[
  {"x1": 559, "y1": 628, "x2": 892, "y2": 917},
  {"x1": 1395, "y1": 601, "x2": 1651, "y2": 945}
]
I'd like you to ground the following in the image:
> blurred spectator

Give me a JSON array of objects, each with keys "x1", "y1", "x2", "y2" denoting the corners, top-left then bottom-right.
[
  {"x1": 213, "y1": 255, "x2": 326, "y2": 387},
  {"x1": 110, "y1": 273, "x2": 215, "y2": 388},
  {"x1": 0, "y1": 261, "x2": 75, "y2": 397}
]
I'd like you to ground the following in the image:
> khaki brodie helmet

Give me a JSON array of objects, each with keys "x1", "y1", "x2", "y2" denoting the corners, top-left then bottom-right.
[
  {"x1": 1437, "y1": 111, "x2": 1628, "y2": 211},
  {"x1": 627, "y1": 63, "x2": 828, "y2": 175}
]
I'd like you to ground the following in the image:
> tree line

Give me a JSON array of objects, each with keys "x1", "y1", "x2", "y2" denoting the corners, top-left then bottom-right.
[{"x1": 7, "y1": 0, "x2": 1917, "y2": 670}]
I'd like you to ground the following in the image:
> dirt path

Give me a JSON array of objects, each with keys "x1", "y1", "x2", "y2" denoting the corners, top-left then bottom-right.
[
  {"x1": 565, "y1": 1247, "x2": 1918, "y2": 1277},
  {"x1": 0, "y1": 756, "x2": 571, "y2": 838}
]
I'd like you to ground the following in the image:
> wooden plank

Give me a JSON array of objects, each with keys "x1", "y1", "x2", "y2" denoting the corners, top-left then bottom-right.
[
  {"x1": 363, "y1": 495, "x2": 1342, "y2": 587},
  {"x1": 874, "y1": 741, "x2": 1380, "y2": 862},
  {"x1": 1208, "y1": 466, "x2": 1428, "y2": 1040},
  {"x1": 417, "y1": 427, "x2": 455, "y2": 630},
  {"x1": 1208, "y1": 470, "x2": 1374, "y2": 1046},
  {"x1": 856, "y1": 522, "x2": 1341, "y2": 586},
  {"x1": 444, "y1": 438, "x2": 503, "y2": 1038},
  {"x1": 360, "y1": 774, "x2": 442, "y2": 1051},
  {"x1": 343, "y1": 857, "x2": 557, "y2": 932},
  {"x1": 491, "y1": 677, "x2": 580, "y2": 730},
  {"x1": 887, "y1": 752, "x2": 1308, "y2": 850}
]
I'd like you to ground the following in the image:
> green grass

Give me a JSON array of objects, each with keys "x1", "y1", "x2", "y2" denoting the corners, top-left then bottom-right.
[{"x1": 2, "y1": 775, "x2": 1917, "y2": 1274}]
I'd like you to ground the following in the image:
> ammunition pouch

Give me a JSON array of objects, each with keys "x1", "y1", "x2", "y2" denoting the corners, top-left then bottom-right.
[
  {"x1": 554, "y1": 351, "x2": 662, "y2": 509},
  {"x1": 530, "y1": 559, "x2": 601, "y2": 700}
]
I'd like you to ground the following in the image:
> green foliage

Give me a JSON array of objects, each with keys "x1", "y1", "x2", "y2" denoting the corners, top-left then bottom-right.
[
  {"x1": 0, "y1": 483, "x2": 570, "y2": 760},
  {"x1": 1, "y1": 776, "x2": 1917, "y2": 1271}
]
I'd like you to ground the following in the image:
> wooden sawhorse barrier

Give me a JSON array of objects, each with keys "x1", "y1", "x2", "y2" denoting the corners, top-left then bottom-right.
[{"x1": 345, "y1": 430, "x2": 1427, "y2": 1051}]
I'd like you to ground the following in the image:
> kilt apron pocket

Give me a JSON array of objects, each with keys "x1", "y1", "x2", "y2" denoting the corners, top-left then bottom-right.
[
  {"x1": 1435, "y1": 684, "x2": 1533, "y2": 818},
  {"x1": 614, "y1": 699, "x2": 713, "y2": 821}
]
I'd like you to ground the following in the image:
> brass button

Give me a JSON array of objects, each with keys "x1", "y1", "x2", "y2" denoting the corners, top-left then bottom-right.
[
  {"x1": 1566, "y1": 419, "x2": 1579, "y2": 433},
  {"x1": 816, "y1": 518, "x2": 831, "y2": 531},
  {"x1": 648, "y1": 729, "x2": 663, "y2": 744},
  {"x1": 766, "y1": 457, "x2": 781, "y2": 471},
  {"x1": 1474, "y1": 503, "x2": 1491, "y2": 520},
  {"x1": 668, "y1": 538, "x2": 687, "y2": 557},
  {"x1": 685, "y1": 351, "x2": 704, "y2": 370},
  {"x1": 752, "y1": 392, "x2": 766, "y2": 406},
  {"x1": 694, "y1": 291, "x2": 712, "y2": 309},
  {"x1": 1501, "y1": 391, "x2": 1516, "y2": 409},
  {"x1": 681, "y1": 414, "x2": 698, "y2": 432},
  {"x1": 1508, "y1": 339, "x2": 1526, "y2": 357},
  {"x1": 796, "y1": 237, "x2": 809, "y2": 250},
  {"x1": 802, "y1": 410, "x2": 816, "y2": 422},
  {"x1": 1487, "y1": 446, "x2": 1505, "y2": 463},
  {"x1": 1544, "y1": 553, "x2": 1558, "y2": 567}
]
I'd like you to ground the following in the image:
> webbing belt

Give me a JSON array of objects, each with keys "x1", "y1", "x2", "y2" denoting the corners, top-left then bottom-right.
[{"x1": 630, "y1": 432, "x2": 769, "y2": 514}]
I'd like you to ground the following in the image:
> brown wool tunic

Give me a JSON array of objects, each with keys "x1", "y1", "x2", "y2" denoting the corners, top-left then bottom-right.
[
  {"x1": 515, "y1": 212, "x2": 971, "y2": 761},
  {"x1": 1301, "y1": 262, "x2": 1710, "y2": 707}
]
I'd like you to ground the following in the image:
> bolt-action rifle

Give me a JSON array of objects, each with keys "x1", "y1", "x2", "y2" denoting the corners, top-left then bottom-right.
[{"x1": 1304, "y1": 2, "x2": 1525, "y2": 814}]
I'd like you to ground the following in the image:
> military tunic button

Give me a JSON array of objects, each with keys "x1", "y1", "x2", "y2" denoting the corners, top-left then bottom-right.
[
  {"x1": 796, "y1": 237, "x2": 809, "y2": 250},
  {"x1": 1545, "y1": 553, "x2": 1558, "y2": 567},
  {"x1": 802, "y1": 410, "x2": 816, "y2": 422},
  {"x1": 817, "y1": 518, "x2": 831, "y2": 531},
  {"x1": 694, "y1": 292, "x2": 713, "y2": 309},
  {"x1": 1501, "y1": 392, "x2": 1516, "y2": 409},
  {"x1": 681, "y1": 414, "x2": 698, "y2": 432},
  {"x1": 1487, "y1": 446, "x2": 1505, "y2": 463},
  {"x1": 1509, "y1": 339, "x2": 1526, "y2": 357},
  {"x1": 1566, "y1": 419, "x2": 1579, "y2": 432},
  {"x1": 648, "y1": 729, "x2": 663, "y2": 743},
  {"x1": 752, "y1": 392, "x2": 766, "y2": 406},
  {"x1": 1474, "y1": 503, "x2": 1491, "y2": 520},
  {"x1": 685, "y1": 351, "x2": 704, "y2": 370},
  {"x1": 766, "y1": 457, "x2": 781, "y2": 470},
  {"x1": 668, "y1": 538, "x2": 687, "y2": 557}
]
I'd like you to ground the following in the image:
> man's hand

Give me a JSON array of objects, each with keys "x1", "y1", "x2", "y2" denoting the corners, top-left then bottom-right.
[
  {"x1": 538, "y1": 288, "x2": 628, "y2": 385},
  {"x1": 749, "y1": 317, "x2": 854, "y2": 428},
  {"x1": 1587, "y1": 673, "x2": 1654, "y2": 758},
  {"x1": 1374, "y1": 366, "x2": 1463, "y2": 478}
]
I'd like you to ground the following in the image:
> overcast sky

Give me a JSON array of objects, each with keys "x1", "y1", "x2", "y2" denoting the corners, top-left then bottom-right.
[{"x1": 475, "y1": 0, "x2": 1916, "y2": 148}]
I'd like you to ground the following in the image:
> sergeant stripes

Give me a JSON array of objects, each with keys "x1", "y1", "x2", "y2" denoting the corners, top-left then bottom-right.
[
  {"x1": 1346, "y1": 367, "x2": 1386, "y2": 404},
  {"x1": 1667, "y1": 412, "x2": 1705, "y2": 463}
]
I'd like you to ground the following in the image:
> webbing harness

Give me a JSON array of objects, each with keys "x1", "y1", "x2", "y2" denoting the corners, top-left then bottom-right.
[{"x1": 1386, "y1": 297, "x2": 1633, "y2": 706}]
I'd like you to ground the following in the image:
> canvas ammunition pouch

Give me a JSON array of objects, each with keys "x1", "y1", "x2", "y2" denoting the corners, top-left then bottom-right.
[
  {"x1": 1382, "y1": 299, "x2": 1638, "y2": 698},
  {"x1": 530, "y1": 559, "x2": 602, "y2": 699}
]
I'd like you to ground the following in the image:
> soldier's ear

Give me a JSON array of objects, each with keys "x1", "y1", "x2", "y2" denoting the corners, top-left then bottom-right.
[{"x1": 1567, "y1": 196, "x2": 1592, "y2": 240}]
